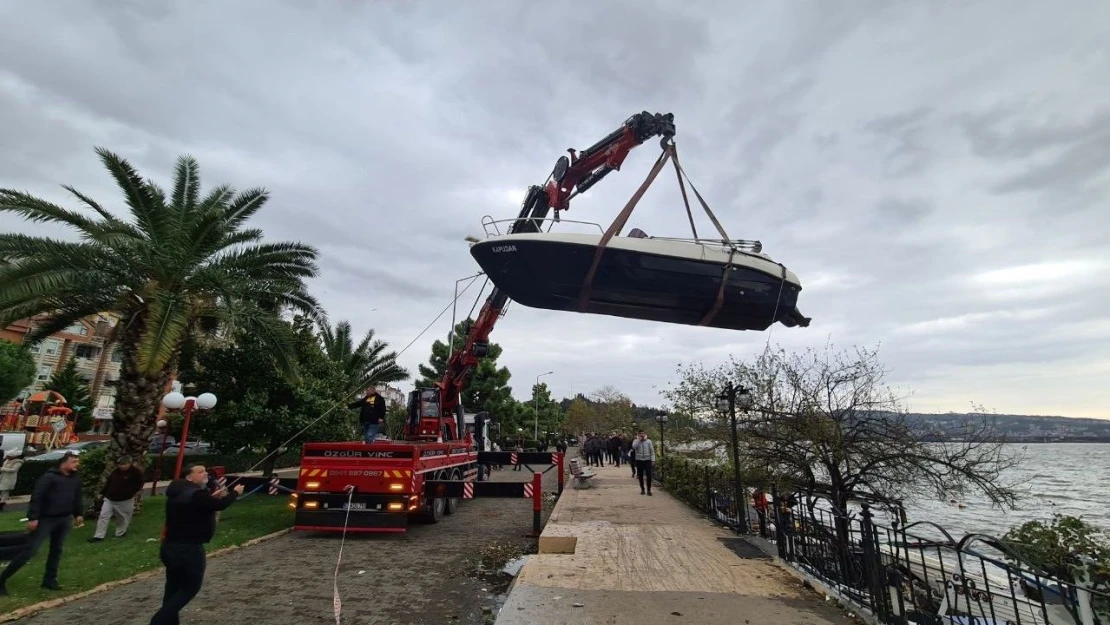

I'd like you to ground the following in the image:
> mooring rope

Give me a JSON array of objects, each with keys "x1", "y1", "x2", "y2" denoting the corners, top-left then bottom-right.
[
  {"x1": 765, "y1": 264, "x2": 788, "y2": 349},
  {"x1": 332, "y1": 484, "x2": 356, "y2": 625}
]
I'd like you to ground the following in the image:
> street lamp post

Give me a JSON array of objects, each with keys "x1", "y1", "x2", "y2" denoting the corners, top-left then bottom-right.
[
  {"x1": 655, "y1": 412, "x2": 668, "y2": 485},
  {"x1": 534, "y1": 371, "x2": 553, "y2": 442},
  {"x1": 149, "y1": 419, "x2": 170, "y2": 496},
  {"x1": 717, "y1": 383, "x2": 753, "y2": 533},
  {"x1": 161, "y1": 391, "x2": 217, "y2": 482}
]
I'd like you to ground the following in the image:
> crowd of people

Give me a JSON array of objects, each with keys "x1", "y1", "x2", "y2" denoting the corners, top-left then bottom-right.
[{"x1": 580, "y1": 430, "x2": 657, "y2": 495}]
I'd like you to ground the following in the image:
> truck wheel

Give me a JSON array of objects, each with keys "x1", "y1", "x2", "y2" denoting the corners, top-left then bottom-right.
[
  {"x1": 427, "y1": 492, "x2": 446, "y2": 522},
  {"x1": 444, "y1": 469, "x2": 462, "y2": 515}
]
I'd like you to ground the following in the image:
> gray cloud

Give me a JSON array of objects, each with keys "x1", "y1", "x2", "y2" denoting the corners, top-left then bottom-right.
[{"x1": 1, "y1": 0, "x2": 1108, "y2": 418}]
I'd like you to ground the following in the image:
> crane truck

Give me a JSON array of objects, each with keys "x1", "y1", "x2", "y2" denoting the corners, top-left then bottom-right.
[{"x1": 290, "y1": 111, "x2": 676, "y2": 533}]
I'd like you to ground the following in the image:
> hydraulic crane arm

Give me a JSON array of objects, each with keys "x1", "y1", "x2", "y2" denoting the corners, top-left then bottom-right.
[{"x1": 407, "y1": 112, "x2": 675, "y2": 442}]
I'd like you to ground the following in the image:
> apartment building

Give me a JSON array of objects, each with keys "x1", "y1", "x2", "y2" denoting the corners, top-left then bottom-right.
[
  {"x1": 374, "y1": 385, "x2": 405, "y2": 407},
  {"x1": 2, "y1": 313, "x2": 123, "y2": 431}
]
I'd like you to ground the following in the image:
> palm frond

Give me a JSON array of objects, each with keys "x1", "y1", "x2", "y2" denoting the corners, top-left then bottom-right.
[
  {"x1": 95, "y1": 147, "x2": 167, "y2": 244},
  {"x1": 60, "y1": 184, "x2": 118, "y2": 224},
  {"x1": 133, "y1": 291, "x2": 190, "y2": 374},
  {"x1": 223, "y1": 188, "x2": 268, "y2": 229},
  {"x1": 0, "y1": 189, "x2": 101, "y2": 235},
  {"x1": 171, "y1": 155, "x2": 201, "y2": 214}
]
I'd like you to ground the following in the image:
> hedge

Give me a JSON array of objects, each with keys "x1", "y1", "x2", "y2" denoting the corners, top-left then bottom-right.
[
  {"x1": 659, "y1": 455, "x2": 776, "y2": 515},
  {"x1": 12, "y1": 449, "x2": 300, "y2": 497}
]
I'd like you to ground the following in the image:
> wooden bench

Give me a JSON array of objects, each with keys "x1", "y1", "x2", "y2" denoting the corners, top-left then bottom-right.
[{"x1": 569, "y1": 458, "x2": 596, "y2": 489}]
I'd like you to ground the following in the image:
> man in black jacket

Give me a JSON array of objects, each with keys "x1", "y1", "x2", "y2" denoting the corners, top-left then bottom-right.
[
  {"x1": 89, "y1": 455, "x2": 144, "y2": 541},
  {"x1": 348, "y1": 387, "x2": 387, "y2": 443},
  {"x1": 0, "y1": 452, "x2": 84, "y2": 595},
  {"x1": 150, "y1": 464, "x2": 243, "y2": 625}
]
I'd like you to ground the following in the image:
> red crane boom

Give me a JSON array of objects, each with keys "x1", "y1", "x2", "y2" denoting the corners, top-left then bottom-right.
[{"x1": 404, "y1": 112, "x2": 675, "y2": 442}]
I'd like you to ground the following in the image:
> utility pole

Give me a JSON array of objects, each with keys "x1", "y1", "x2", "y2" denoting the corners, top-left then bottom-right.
[{"x1": 534, "y1": 371, "x2": 553, "y2": 441}]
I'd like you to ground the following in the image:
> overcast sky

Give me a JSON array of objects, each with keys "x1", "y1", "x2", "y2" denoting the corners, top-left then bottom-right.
[{"x1": 2, "y1": 1, "x2": 1107, "y2": 418}]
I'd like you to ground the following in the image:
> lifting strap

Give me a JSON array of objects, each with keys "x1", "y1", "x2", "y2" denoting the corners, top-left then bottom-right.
[
  {"x1": 577, "y1": 145, "x2": 674, "y2": 312},
  {"x1": 669, "y1": 144, "x2": 739, "y2": 326},
  {"x1": 576, "y1": 142, "x2": 740, "y2": 318},
  {"x1": 670, "y1": 144, "x2": 732, "y2": 242},
  {"x1": 699, "y1": 247, "x2": 735, "y2": 327}
]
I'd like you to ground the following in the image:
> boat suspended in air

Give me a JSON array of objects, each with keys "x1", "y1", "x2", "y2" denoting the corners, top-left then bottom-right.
[
  {"x1": 464, "y1": 113, "x2": 810, "y2": 332},
  {"x1": 469, "y1": 225, "x2": 810, "y2": 332}
]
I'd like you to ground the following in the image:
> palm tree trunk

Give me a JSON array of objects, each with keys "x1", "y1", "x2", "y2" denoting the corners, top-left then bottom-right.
[{"x1": 95, "y1": 315, "x2": 175, "y2": 507}]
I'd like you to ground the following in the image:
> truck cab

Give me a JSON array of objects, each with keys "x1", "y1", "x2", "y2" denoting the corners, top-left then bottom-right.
[{"x1": 463, "y1": 412, "x2": 492, "y2": 452}]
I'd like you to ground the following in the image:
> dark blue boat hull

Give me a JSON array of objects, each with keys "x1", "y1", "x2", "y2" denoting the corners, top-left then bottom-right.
[{"x1": 470, "y1": 239, "x2": 810, "y2": 331}]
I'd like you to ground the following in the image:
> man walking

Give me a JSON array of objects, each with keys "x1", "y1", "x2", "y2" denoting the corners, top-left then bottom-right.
[
  {"x1": 89, "y1": 455, "x2": 144, "y2": 542},
  {"x1": 150, "y1": 464, "x2": 243, "y2": 625},
  {"x1": 631, "y1": 430, "x2": 656, "y2": 496},
  {"x1": 0, "y1": 452, "x2": 84, "y2": 594},
  {"x1": 348, "y1": 387, "x2": 386, "y2": 443}
]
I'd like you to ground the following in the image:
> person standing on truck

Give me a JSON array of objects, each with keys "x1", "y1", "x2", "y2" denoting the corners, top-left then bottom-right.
[
  {"x1": 348, "y1": 387, "x2": 386, "y2": 444},
  {"x1": 149, "y1": 464, "x2": 244, "y2": 625},
  {"x1": 0, "y1": 452, "x2": 84, "y2": 595}
]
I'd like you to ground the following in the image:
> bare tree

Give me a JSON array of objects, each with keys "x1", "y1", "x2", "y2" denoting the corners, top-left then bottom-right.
[{"x1": 665, "y1": 342, "x2": 1023, "y2": 542}]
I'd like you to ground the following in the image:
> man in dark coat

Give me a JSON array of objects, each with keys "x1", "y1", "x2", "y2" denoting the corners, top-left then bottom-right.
[
  {"x1": 0, "y1": 452, "x2": 84, "y2": 594},
  {"x1": 348, "y1": 387, "x2": 387, "y2": 443},
  {"x1": 89, "y1": 455, "x2": 144, "y2": 541},
  {"x1": 149, "y1": 464, "x2": 243, "y2": 625}
]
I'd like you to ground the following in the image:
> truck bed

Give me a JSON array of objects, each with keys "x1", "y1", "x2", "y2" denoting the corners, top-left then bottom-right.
[{"x1": 294, "y1": 439, "x2": 478, "y2": 533}]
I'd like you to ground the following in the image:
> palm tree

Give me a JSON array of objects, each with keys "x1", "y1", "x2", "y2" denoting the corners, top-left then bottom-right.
[
  {"x1": 320, "y1": 320, "x2": 408, "y2": 394},
  {"x1": 0, "y1": 148, "x2": 322, "y2": 476}
]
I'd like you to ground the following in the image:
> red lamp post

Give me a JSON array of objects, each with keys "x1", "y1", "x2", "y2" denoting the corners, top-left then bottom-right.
[
  {"x1": 160, "y1": 391, "x2": 217, "y2": 486},
  {"x1": 150, "y1": 418, "x2": 170, "y2": 496}
]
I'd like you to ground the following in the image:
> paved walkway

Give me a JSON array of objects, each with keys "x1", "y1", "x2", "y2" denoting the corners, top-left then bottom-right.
[{"x1": 496, "y1": 463, "x2": 853, "y2": 625}]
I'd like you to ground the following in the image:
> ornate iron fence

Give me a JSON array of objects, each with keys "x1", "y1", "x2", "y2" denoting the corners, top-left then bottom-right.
[{"x1": 658, "y1": 455, "x2": 1109, "y2": 625}]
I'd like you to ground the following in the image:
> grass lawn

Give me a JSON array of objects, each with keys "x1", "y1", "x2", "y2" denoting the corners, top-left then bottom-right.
[{"x1": 0, "y1": 494, "x2": 293, "y2": 614}]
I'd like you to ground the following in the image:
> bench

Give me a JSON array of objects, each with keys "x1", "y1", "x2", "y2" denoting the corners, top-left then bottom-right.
[{"x1": 569, "y1": 458, "x2": 596, "y2": 489}]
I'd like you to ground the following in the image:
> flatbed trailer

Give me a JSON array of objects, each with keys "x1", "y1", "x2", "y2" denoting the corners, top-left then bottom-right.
[{"x1": 292, "y1": 439, "x2": 479, "y2": 533}]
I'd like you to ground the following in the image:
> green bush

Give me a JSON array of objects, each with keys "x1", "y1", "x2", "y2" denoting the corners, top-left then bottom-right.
[
  {"x1": 13, "y1": 449, "x2": 300, "y2": 497},
  {"x1": 659, "y1": 455, "x2": 775, "y2": 515},
  {"x1": 498, "y1": 438, "x2": 543, "y2": 451}
]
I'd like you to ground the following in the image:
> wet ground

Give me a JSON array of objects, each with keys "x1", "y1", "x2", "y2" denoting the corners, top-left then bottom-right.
[{"x1": 15, "y1": 466, "x2": 560, "y2": 625}]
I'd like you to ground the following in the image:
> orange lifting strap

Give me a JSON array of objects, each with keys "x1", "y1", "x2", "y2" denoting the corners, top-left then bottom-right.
[{"x1": 577, "y1": 142, "x2": 738, "y2": 326}]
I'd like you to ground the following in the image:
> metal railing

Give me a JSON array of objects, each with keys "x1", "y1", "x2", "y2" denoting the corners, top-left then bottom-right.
[
  {"x1": 659, "y1": 456, "x2": 1110, "y2": 625},
  {"x1": 479, "y1": 215, "x2": 604, "y2": 237},
  {"x1": 476, "y1": 215, "x2": 766, "y2": 255}
]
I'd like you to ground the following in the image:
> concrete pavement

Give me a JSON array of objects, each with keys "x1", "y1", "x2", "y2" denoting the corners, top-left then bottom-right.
[{"x1": 495, "y1": 462, "x2": 853, "y2": 625}]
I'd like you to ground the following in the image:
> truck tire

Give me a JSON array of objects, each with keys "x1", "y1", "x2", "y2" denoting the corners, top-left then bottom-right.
[
  {"x1": 444, "y1": 469, "x2": 462, "y2": 515},
  {"x1": 420, "y1": 471, "x2": 447, "y2": 523}
]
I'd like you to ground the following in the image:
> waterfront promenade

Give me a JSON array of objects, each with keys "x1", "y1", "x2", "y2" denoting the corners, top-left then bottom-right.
[{"x1": 496, "y1": 463, "x2": 852, "y2": 625}]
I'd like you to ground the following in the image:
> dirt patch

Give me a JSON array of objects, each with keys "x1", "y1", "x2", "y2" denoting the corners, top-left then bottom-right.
[{"x1": 12, "y1": 468, "x2": 562, "y2": 625}]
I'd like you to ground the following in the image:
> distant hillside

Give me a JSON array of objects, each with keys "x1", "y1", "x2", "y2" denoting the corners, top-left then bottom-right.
[{"x1": 907, "y1": 412, "x2": 1110, "y2": 442}]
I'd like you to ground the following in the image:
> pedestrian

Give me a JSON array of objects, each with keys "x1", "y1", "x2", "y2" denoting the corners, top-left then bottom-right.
[
  {"x1": 348, "y1": 387, "x2": 386, "y2": 444},
  {"x1": 513, "y1": 440, "x2": 524, "y2": 471},
  {"x1": 0, "y1": 450, "x2": 24, "y2": 512},
  {"x1": 631, "y1": 430, "x2": 656, "y2": 496},
  {"x1": 0, "y1": 452, "x2": 84, "y2": 595},
  {"x1": 149, "y1": 464, "x2": 244, "y2": 625},
  {"x1": 624, "y1": 437, "x2": 636, "y2": 478},
  {"x1": 89, "y1": 455, "x2": 144, "y2": 542},
  {"x1": 608, "y1": 433, "x2": 622, "y2": 467}
]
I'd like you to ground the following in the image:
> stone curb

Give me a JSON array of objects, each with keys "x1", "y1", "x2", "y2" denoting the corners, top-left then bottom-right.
[{"x1": 0, "y1": 528, "x2": 292, "y2": 623}]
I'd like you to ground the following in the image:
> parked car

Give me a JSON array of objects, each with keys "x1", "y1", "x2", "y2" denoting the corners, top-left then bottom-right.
[
  {"x1": 150, "y1": 435, "x2": 177, "y2": 453},
  {"x1": 26, "y1": 448, "x2": 82, "y2": 462},
  {"x1": 63, "y1": 440, "x2": 108, "y2": 453},
  {"x1": 163, "y1": 440, "x2": 211, "y2": 456}
]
